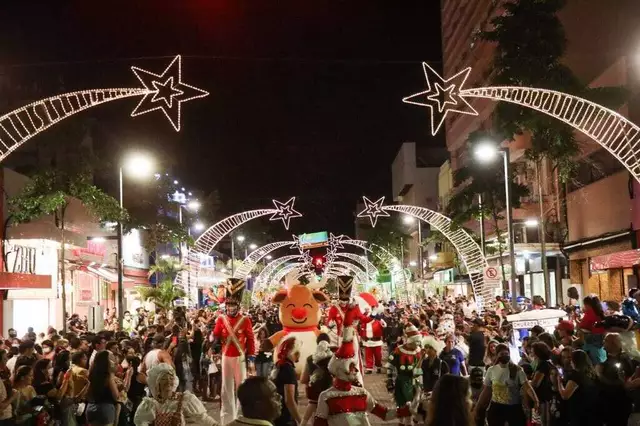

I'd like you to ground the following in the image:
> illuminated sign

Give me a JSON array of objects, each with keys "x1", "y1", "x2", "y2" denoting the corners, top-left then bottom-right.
[{"x1": 298, "y1": 231, "x2": 328, "y2": 249}]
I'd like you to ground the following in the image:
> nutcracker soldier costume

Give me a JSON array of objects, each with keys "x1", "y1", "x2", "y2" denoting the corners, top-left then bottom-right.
[
  {"x1": 386, "y1": 325, "x2": 424, "y2": 426},
  {"x1": 360, "y1": 305, "x2": 386, "y2": 374},
  {"x1": 313, "y1": 327, "x2": 411, "y2": 426},
  {"x1": 213, "y1": 278, "x2": 256, "y2": 425},
  {"x1": 326, "y1": 276, "x2": 371, "y2": 385}
]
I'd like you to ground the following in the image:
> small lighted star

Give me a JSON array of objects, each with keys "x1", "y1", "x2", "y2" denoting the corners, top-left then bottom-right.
[
  {"x1": 289, "y1": 235, "x2": 303, "y2": 252},
  {"x1": 131, "y1": 55, "x2": 209, "y2": 131},
  {"x1": 269, "y1": 197, "x2": 302, "y2": 230},
  {"x1": 150, "y1": 77, "x2": 184, "y2": 108},
  {"x1": 357, "y1": 196, "x2": 390, "y2": 227},
  {"x1": 328, "y1": 233, "x2": 346, "y2": 250},
  {"x1": 403, "y1": 62, "x2": 478, "y2": 136},
  {"x1": 301, "y1": 250, "x2": 313, "y2": 266}
]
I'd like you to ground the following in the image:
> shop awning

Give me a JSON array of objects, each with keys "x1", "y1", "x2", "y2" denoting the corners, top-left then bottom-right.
[{"x1": 590, "y1": 249, "x2": 640, "y2": 271}]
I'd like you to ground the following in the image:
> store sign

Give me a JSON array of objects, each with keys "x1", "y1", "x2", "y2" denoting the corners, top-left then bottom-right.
[
  {"x1": 122, "y1": 229, "x2": 149, "y2": 269},
  {"x1": 512, "y1": 318, "x2": 561, "y2": 330},
  {"x1": 298, "y1": 231, "x2": 328, "y2": 249},
  {"x1": 5, "y1": 245, "x2": 37, "y2": 274}
]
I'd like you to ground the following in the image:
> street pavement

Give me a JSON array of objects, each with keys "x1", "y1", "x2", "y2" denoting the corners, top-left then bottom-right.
[{"x1": 202, "y1": 371, "x2": 398, "y2": 425}]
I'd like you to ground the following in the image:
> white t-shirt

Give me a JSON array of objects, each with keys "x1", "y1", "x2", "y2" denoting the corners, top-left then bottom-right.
[
  {"x1": 484, "y1": 363, "x2": 527, "y2": 406},
  {"x1": 6, "y1": 356, "x2": 17, "y2": 377}
]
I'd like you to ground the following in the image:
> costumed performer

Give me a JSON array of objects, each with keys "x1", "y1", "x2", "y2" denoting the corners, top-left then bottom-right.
[
  {"x1": 212, "y1": 278, "x2": 256, "y2": 425},
  {"x1": 313, "y1": 327, "x2": 412, "y2": 426},
  {"x1": 268, "y1": 273, "x2": 329, "y2": 375},
  {"x1": 360, "y1": 301, "x2": 386, "y2": 374},
  {"x1": 386, "y1": 325, "x2": 424, "y2": 426},
  {"x1": 326, "y1": 276, "x2": 371, "y2": 385},
  {"x1": 133, "y1": 363, "x2": 217, "y2": 425}
]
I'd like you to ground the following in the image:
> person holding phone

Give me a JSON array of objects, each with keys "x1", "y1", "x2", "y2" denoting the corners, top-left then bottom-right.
[{"x1": 140, "y1": 334, "x2": 174, "y2": 376}]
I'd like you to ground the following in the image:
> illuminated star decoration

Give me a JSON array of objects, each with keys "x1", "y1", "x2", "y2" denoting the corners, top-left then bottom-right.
[
  {"x1": 131, "y1": 55, "x2": 209, "y2": 131},
  {"x1": 301, "y1": 250, "x2": 313, "y2": 267},
  {"x1": 357, "y1": 196, "x2": 390, "y2": 227},
  {"x1": 289, "y1": 235, "x2": 302, "y2": 252},
  {"x1": 269, "y1": 197, "x2": 302, "y2": 230},
  {"x1": 328, "y1": 233, "x2": 346, "y2": 251},
  {"x1": 402, "y1": 63, "x2": 478, "y2": 136}
]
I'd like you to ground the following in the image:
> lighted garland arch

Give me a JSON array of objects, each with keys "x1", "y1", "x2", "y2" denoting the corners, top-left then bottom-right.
[
  {"x1": 233, "y1": 240, "x2": 295, "y2": 279},
  {"x1": 404, "y1": 63, "x2": 640, "y2": 181},
  {"x1": 335, "y1": 252, "x2": 379, "y2": 278},
  {"x1": 357, "y1": 200, "x2": 495, "y2": 307},
  {"x1": 177, "y1": 198, "x2": 302, "y2": 295},
  {"x1": 272, "y1": 263, "x2": 305, "y2": 284},
  {"x1": 253, "y1": 255, "x2": 303, "y2": 292}
]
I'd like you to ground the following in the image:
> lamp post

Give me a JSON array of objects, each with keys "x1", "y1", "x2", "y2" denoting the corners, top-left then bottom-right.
[
  {"x1": 118, "y1": 152, "x2": 154, "y2": 327},
  {"x1": 178, "y1": 200, "x2": 201, "y2": 263},
  {"x1": 474, "y1": 143, "x2": 518, "y2": 309},
  {"x1": 403, "y1": 215, "x2": 424, "y2": 278},
  {"x1": 231, "y1": 235, "x2": 245, "y2": 277}
]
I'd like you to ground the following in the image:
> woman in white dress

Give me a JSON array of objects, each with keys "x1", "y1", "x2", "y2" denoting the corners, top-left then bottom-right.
[{"x1": 133, "y1": 363, "x2": 217, "y2": 426}]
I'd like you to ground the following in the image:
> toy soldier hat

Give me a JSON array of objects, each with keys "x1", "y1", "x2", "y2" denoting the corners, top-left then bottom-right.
[
  {"x1": 337, "y1": 276, "x2": 354, "y2": 300},
  {"x1": 225, "y1": 278, "x2": 246, "y2": 304}
]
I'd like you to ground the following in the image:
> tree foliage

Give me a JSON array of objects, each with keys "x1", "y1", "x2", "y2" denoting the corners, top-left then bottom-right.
[
  {"x1": 481, "y1": 0, "x2": 627, "y2": 181},
  {"x1": 360, "y1": 216, "x2": 410, "y2": 274},
  {"x1": 138, "y1": 257, "x2": 186, "y2": 310}
]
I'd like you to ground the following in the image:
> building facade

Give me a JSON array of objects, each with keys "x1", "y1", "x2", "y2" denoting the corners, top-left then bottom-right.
[{"x1": 440, "y1": 0, "x2": 640, "y2": 303}]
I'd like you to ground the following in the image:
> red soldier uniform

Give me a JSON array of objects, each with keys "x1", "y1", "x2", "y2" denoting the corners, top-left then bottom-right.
[
  {"x1": 326, "y1": 276, "x2": 371, "y2": 386},
  {"x1": 213, "y1": 278, "x2": 256, "y2": 425}
]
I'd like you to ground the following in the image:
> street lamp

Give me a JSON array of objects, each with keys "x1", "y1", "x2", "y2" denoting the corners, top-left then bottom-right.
[
  {"x1": 249, "y1": 243, "x2": 258, "y2": 251},
  {"x1": 266, "y1": 255, "x2": 273, "y2": 260},
  {"x1": 118, "y1": 152, "x2": 155, "y2": 327},
  {"x1": 403, "y1": 215, "x2": 415, "y2": 224},
  {"x1": 409, "y1": 261, "x2": 418, "y2": 267},
  {"x1": 192, "y1": 222, "x2": 205, "y2": 232},
  {"x1": 474, "y1": 141, "x2": 518, "y2": 309},
  {"x1": 403, "y1": 215, "x2": 423, "y2": 279},
  {"x1": 524, "y1": 218, "x2": 539, "y2": 227},
  {"x1": 187, "y1": 200, "x2": 201, "y2": 211},
  {"x1": 236, "y1": 235, "x2": 246, "y2": 243}
]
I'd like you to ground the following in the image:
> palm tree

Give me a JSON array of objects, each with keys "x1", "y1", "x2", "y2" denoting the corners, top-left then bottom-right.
[
  {"x1": 137, "y1": 257, "x2": 187, "y2": 310},
  {"x1": 136, "y1": 281, "x2": 186, "y2": 311}
]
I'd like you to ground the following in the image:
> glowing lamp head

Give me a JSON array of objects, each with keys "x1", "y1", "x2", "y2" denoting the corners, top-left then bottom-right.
[
  {"x1": 474, "y1": 142, "x2": 499, "y2": 163},
  {"x1": 403, "y1": 215, "x2": 415, "y2": 224},
  {"x1": 249, "y1": 243, "x2": 258, "y2": 250},
  {"x1": 409, "y1": 261, "x2": 418, "y2": 267},
  {"x1": 193, "y1": 222, "x2": 205, "y2": 232},
  {"x1": 524, "y1": 218, "x2": 539, "y2": 227},
  {"x1": 266, "y1": 255, "x2": 273, "y2": 260},
  {"x1": 236, "y1": 235, "x2": 246, "y2": 243},
  {"x1": 187, "y1": 200, "x2": 201, "y2": 211},
  {"x1": 123, "y1": 153, "x2": 155, "y2": 178}
]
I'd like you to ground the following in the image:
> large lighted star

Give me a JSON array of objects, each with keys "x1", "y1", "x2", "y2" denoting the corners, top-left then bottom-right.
[
  {"x1": 328, "y1": 233, "x2": 346, "y2": 250},
  {"x1": 269, "y1": 197, "x2": 302, "y2": 230},
  {"x1": 402, "y1": 62, "x2": 478, "y2": 136},
  {"x1": 301, "y1": 250, "x2": 313, "y2": 267},
  {"x1": 357, "y1": 196, "x2": 390, "y2": 227},
  {"x1": 131, "y1": 55, "x2": 209, "y2": 131}
]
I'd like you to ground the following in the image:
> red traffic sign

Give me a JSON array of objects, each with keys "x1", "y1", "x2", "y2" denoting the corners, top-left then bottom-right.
[{"x1": 484, "y1": 266, "x2": 499, "y2": 280}]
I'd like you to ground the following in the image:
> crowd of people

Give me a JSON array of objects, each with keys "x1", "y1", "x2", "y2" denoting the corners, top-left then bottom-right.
[{"x1": 2, "y1": 275, "x2": 640, "y2": 426}]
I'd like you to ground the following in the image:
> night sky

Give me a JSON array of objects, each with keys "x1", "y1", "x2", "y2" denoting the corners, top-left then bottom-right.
[{"x1": 0, "y1": 1, "x2": 442, "y2": 237}]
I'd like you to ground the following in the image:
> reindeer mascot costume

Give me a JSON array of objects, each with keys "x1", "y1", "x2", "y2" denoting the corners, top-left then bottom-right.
[
  {"x1": 213, "y1": 278, "x2": 256, "y2": 425},
  {"x1": 326, "y1": 276, "x2": 371, "y2": 386},
  {"x1": 313, "y1": 327, "x2": 411, "y2": 426}
]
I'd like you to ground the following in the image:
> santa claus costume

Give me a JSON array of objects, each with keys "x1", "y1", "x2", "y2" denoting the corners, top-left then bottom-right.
[
  {"x1": 212, "y1": 278, "x2": 256, "y2": 425},
  {"x1": 326, "y1": 276, "x2": 371, "y2": 385},
  {"x1": 314, "y1": 327, "x2": 411, "y2": 426},
  {"x1": 360, "y1": 305, "x2": 386, "y2": 374},
  {"x1": 386, "y1": 325, "x2": 424, "y2": 426}
]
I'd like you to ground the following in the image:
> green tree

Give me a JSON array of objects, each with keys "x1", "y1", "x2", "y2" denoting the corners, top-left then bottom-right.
[
  {"x1": 8, "y1": 167, "x2": 125, "y2": 332},
  {"x1": 446, "y1": 131, "x2": 529, "y2": 283},
  {"x1": 360, "y1": 216, "x2": 410, "y2": 274},
  {"x1": 137, "y1": 257, "x2": 186, "y2": 310}
]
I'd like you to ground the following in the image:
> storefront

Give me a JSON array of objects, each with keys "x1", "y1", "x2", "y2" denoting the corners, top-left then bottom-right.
[{"x1": 2, "y1": 239, "x2": 60, "y2": 335}]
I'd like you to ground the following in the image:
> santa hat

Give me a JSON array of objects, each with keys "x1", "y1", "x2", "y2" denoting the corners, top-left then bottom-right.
[
  {"x1": 328, "y1": 327, "x2": 358, "y2": 381},
  {"x1": 405, "y1": 325, "x2": 423, "y2": 346},
  {"x1": 422, "y1": 335, "x2": 445, "y2": 353}
]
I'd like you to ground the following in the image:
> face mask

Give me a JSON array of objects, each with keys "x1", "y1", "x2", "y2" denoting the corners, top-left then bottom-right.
[
  {"x1": 121, "y1": 360, "x2": 129, "y2": 369},
  {"x1": 498, "y1": 354, "x2": 510, "y2": 365},
  {"x1": 43, "y1": 348, "x2": 52, "y2": 354}
]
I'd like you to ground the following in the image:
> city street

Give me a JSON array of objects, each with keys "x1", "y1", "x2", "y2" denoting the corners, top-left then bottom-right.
[{"x1": 202, "y1": 372, "x2": 397, "y2": 425}]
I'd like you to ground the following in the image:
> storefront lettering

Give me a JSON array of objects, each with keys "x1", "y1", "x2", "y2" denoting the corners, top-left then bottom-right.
[{"x1": 7, "y1": 245, "x2": 37, "y2": 274}]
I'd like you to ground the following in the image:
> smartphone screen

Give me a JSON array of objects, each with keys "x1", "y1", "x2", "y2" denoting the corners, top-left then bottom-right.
[{"x1": 172, "y1": 336, "x2": 178, "y2": 345}]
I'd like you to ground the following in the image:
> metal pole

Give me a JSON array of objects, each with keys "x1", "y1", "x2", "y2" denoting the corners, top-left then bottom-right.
[
  {"x1": 502, "y1": 149, "x2": 518, "y2": 309},
  {"x1": 416, "y1": 221, "x2": 423, "y2": 279},
  {"x1": 231, "y1": 236, "x2": 235, "y2": 277},
  {"x1": 117, "y1": 167, "x2": 124, "y2": 328},
  {"x1": 536, "y1": 160, "x2": 551, "y2": 306},
  {"x1": 178, "y1": 206, "x2": 183, "y2": 263},
  {"x1": 478, "y1": 194, "x2": 486, "y2": 256}
]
